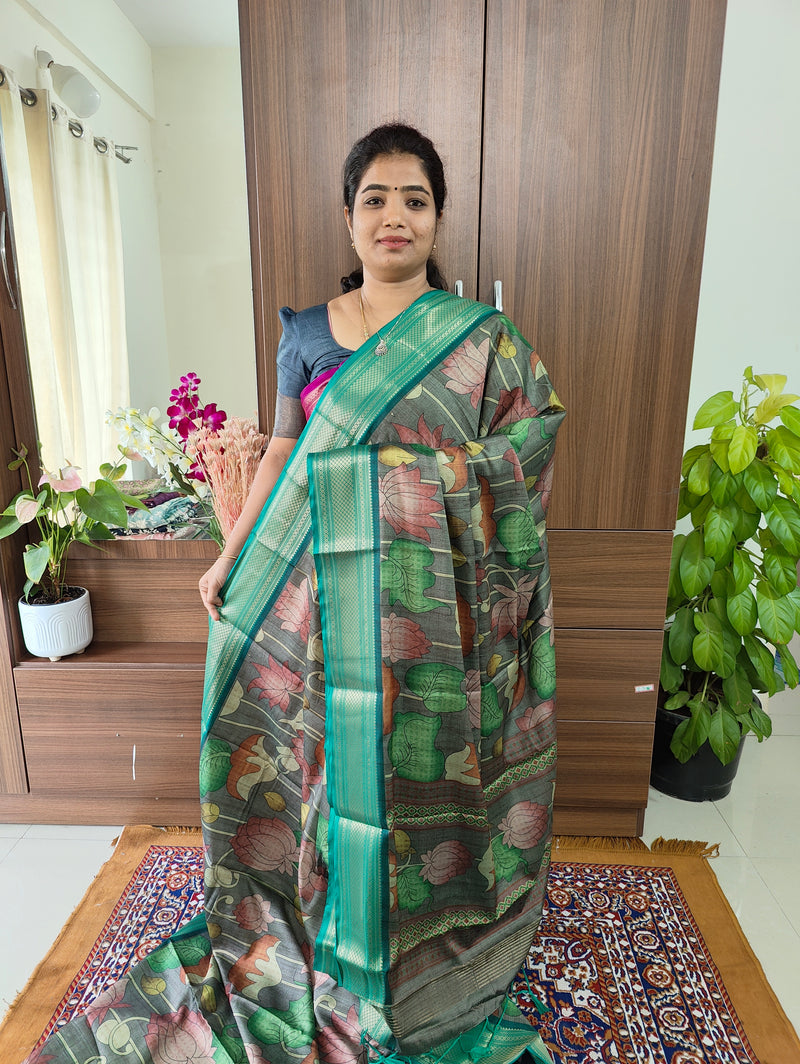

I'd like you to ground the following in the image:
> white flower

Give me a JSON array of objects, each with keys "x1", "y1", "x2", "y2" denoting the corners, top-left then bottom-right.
[{"x1": 107, "y1": 405, "x2": 208, "y2": 496}]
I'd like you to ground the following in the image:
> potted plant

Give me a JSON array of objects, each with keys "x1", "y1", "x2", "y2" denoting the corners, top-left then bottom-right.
[
  {"x1": 653, "y1": 368, "x2": 800, "y2": 800},
  {"x1": 0, "y1": 443, "x2": 144, "y2": 660}
]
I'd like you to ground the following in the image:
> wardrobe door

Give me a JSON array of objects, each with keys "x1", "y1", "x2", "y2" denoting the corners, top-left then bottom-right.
[
  {"x1": 479, "y1": 0, "x2": 727, "y2": 834},
  {"x1": 238, "y1": 0, "x2": 485, "y2": 431},
  {"x1": 480, "y1": 0, "x2": 727, "y2": 531}
]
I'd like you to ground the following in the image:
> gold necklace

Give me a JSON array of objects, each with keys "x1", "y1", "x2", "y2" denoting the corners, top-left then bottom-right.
[
  {"x1": 358, "y1": 290, "x2": 371, "y2": 341},
  {"x1": 359, "y1": 289, "x2": 424, "y2": 356}
]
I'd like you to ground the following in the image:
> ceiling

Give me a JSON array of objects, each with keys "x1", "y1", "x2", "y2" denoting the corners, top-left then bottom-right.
[{"x1": 111, "y1": 0, "x2": 239, "y2": 48}]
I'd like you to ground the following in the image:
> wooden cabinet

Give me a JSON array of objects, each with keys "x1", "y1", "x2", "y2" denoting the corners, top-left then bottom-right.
[
  {"x1": 17, "y1": 656, "x2": 204, "y2": 805},
  {"x1": 0, "y1": 1, "x2": 726, "y2": 832},
  {"x1": 237, "y1": 0, "x2": 727, "y2": 835},
  {"x1": 553, "y1": 629, "x2": 664, "y2": 834},
  {"x1": 0, "y1": 541, "x2": 216, "y2": 823}
]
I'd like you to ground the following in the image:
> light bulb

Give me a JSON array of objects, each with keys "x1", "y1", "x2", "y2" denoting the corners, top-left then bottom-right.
[
  {"x1": 34, "y1": 47, "x2": 101, "y2": 119},
  {"x1": 50, "y1": 64, "x2": 101, "y2": 118}
]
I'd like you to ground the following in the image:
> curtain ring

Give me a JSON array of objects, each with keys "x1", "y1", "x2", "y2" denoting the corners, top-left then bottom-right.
[
  {"x1": 69, "y1": 119, "x2": 84, "y2": 139},
  {"x1": 94, "y1": 138, "x2": 109, "y2": 155},
  {"x1": 0, "y1": 70, "x2": 37, "y2": 106}
]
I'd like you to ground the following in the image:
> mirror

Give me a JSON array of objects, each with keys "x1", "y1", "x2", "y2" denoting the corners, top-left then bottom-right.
[{"x1": 1, "y1": 0, "x2": 256, "y2": 480}]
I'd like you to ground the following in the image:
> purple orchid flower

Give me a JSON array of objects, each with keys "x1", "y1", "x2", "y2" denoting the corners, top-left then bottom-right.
[{"x1": 201, "y1": 403, "x2": 227, "y2": 431}]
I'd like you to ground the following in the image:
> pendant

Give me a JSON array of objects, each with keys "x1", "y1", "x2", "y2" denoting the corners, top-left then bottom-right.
[{"x1": 375, "y1": 339, "x2": 388, "y2": 356}]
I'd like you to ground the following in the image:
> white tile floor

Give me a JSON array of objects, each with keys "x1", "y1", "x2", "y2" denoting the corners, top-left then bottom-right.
[
  {"x1": 1, "y1": 691, "x2": 798, "y2": 1040},
  {"x1": 641, "y1": 686, "x2": 800, "y2": 1037}
]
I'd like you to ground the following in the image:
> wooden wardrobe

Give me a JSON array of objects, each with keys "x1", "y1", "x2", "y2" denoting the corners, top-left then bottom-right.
[
  {"x1": 237, "y1": 0, "x2": 727, "y2": 835},
  {"x1": 0, "y1": 0, "x2": 726, "y2": 832}
]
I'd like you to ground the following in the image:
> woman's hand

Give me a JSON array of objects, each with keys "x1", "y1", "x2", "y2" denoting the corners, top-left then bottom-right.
[
  {"x1": 196, "y1": 435, "x2": 299, "y2": 621},
  {"x1": 199, "y1": 555, "x2": 237, "y2": 621}
]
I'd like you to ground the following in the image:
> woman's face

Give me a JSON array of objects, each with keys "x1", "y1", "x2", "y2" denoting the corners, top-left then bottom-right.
[{"x1": 346, "y1": 153, "x2": 439, "y2": 284}]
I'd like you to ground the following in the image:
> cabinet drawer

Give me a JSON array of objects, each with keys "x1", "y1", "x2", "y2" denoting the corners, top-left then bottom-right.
[
  {"x1": 65, "y1": 560, "x2": 212, "y2": 644},
  {"x1": 549, "y1": 530, "x2": 672, "y2": 628},
  {"x1": 67, "y1": 530, "x2": 671, "y2": 637},
  {"x1": 554, "y1": 720, "x2": 654, "y2": 809},
  {"x1": 66, "y1": 540, "x2": 218, "y2": 644},
  {"x1": 14, "y1": 637, "x2": 659, "y2": 808},
  {"x1": 554, "y1": 628, "x2": 663, "y2": 722},
  {"x1": 17, "y1": 667, "x2": 203, "y2": 798}
]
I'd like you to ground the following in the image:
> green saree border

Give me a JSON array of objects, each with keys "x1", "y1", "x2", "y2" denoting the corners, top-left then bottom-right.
[
  {"x1": 309, "y1": 445, "x2": 389, "y2": 1003},
  {"x1": 200, "y1": 290, "x2": 495, "y2": 743}
]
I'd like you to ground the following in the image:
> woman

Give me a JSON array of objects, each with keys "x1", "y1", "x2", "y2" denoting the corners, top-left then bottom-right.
[{"x1": 30, "y1": 126, "x2": 564, "y2": 1064}]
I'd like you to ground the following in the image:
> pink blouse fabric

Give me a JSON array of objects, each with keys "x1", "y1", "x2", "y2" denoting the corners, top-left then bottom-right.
[{"x1": 299, "y1": 361, "x2": 346, "y2": 421}]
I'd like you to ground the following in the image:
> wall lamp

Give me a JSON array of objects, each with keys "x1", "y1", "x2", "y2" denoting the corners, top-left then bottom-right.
[{"x1": 35, "y1": 47, "x2": 101, "y2": 119}]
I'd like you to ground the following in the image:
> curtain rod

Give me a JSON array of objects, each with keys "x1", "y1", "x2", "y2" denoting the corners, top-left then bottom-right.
[{"x1": 0, "y1": 71, "x2": 135, "y2": 165}]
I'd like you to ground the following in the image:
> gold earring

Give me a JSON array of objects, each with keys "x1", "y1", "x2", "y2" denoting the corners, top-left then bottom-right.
[
  {"x1": 432, "y1": 243, "x2": 437, "y2": 251},
  {"x1": 350, "y1": 241, "x2": 355, "y2": 249}
]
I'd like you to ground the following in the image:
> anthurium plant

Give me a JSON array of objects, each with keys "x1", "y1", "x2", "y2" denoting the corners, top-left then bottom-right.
[
  {"x1": 0, "y1": 443, "x2": 145, "y2": 604},
  {"x1": 660, "y1": 368, "x2": 800, "y2": 765}
]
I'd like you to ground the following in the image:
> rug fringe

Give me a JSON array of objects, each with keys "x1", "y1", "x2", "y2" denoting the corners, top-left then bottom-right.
[
  {"x1": 649, "y1": 837, "x2": 720, "y2": 858},
  {"x1": 112, "y1": 829, "x2": 716, "y2": 853},
  {"x1": 553, "y1": 835, "x2": 649, "y2": 852},
  {"x1": 554, "y1": 835, "x2": 720, "y2": 859},
  {"x1": 112, "y1": 825, "x2": 201, "y2": 848}
]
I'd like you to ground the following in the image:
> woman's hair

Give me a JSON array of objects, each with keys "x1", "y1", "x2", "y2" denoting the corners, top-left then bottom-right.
[{"x1": 340, "y1": 123, "x2": 448, "y2": 293}]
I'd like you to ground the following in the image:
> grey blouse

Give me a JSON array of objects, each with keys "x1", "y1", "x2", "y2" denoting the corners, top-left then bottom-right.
[{"x1": 274, "y1": 304, "x2": 352, "y2": 437}]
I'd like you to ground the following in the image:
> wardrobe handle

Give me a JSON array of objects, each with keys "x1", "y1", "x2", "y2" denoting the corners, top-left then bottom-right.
[
  {"x1": 454, "y1": 280, "x2": 463, "y2": 297},
  {"x1": 493, "y1": 279, "x2": 503, "y2": 313},
  {"x1": 1, "y1": 211, "x2": 18, "y2": 310}
]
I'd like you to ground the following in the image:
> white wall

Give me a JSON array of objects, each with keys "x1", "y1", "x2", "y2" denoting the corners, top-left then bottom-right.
[
  {"x1": 151, "y1": 46, "x2": 256, "y2": 420},
  {"x1": 684, "y1": 0, "x2": 800, "y2": 455}
]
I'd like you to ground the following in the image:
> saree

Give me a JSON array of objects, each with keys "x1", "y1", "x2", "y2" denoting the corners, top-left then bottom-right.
[{"x1": 28, "y1": 291, "x2": 565, "y2": 1064}]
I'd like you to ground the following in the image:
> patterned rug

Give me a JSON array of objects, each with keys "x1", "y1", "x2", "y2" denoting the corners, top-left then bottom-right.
[{"x1": 1, "y1": 828, "x2": 797, "y2": 1064}]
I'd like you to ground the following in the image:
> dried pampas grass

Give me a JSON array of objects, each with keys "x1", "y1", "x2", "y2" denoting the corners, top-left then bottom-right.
[{"x1": 188, "y1": 418, "x2": 268, "y2": 539}]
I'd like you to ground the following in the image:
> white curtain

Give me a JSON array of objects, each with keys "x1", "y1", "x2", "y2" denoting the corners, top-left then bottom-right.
[{"x1": 0, "y1": 64, "x2": 129, "y2": 478}]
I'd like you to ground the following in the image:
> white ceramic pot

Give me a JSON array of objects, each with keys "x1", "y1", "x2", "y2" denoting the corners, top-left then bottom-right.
[{"x1": 18, "y1": 587, "x2": 93, "y2": 661}]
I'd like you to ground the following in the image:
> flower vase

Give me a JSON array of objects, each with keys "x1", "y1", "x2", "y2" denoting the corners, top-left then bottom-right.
[{"x1": 18, "y1": 587, "x2": 93, "y2": 661}]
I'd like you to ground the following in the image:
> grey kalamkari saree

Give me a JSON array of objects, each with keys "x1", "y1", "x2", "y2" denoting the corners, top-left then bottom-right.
[{"x1": 28, "y1": 291, "x2": 565, "y2": 1064}]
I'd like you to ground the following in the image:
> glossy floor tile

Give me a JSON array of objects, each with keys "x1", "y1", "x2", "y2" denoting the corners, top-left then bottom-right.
[
  {"x1": 0, "y1": 828, "x2": 120, "y2": 1017},
  {"x1": 0, "y1": 823, "x2": 30, "y2": 839},
  {"x1": 641, "y1": 677, "x2": 800, "y2": 1035}
]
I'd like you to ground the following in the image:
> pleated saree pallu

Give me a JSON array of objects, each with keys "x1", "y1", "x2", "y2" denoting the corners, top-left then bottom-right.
[{"x1": 29, "y1": 291, "x2": 564, "y2": 1064}]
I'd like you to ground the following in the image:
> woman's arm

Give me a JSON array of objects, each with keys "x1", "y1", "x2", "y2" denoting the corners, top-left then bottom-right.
[{"x1": 198, "y1": 433, "x2": 299, "y2": 619}]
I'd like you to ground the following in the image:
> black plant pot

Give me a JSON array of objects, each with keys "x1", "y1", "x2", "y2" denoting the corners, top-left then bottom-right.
[{"x1": 650, "y1": 704, "x2": 745, "y2": 802}]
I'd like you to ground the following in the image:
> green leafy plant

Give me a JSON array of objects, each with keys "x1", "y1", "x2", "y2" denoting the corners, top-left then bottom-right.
[
  {"x1": 0, "y1": 444, "x2": 145, "y2": 604},
  {"x1": 661, "y1": 368, "x2": 800, "y2": 765}
]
